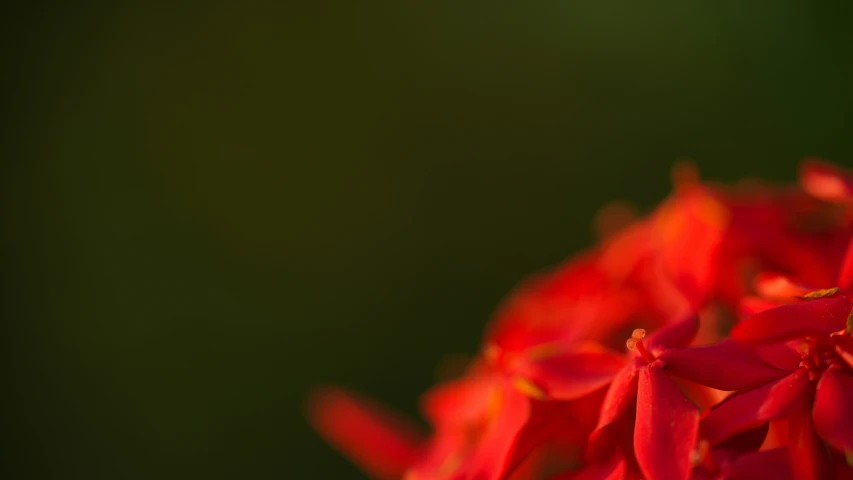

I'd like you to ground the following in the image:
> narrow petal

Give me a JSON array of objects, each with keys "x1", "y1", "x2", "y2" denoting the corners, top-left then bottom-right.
[
  {"x1": 646, "y1": 314, "x2": 699, "y2": 355},
  {"x1": 731, "y1": 297, "x2": 852, "y2": 344},
  {"x1": 660, "y1": 340, "x2": 789, "y2": 391},
  {"x1": 788, "y1": 404, "x2": 828, "y2": 480},
  {"x1": 586, "y1": 359, "x2": 641, "y2": 462},
  {"x1": 634, "y1": 362, "x2": 699, "y2": 480},
  {"x1": 700, "y1": 369, "x2": 811, "y2": 445},
  {"x1": 523, "y1": 346, "x2": 627, "y2": 400},
  {"x1": 466, "y1": 383, "x2": 532, "y2": 480},
  {"x1": 813, "y1": 368, "x2": 853, "y2": 454},
  {"x1": 799, "y1": 158, "x2": 853, "y2": 203},
  {"x1": 307, "y1": 386, "x2": 423, "y2": 480},
  {"x1": 723, "y1": 448, "x2": 793, "y2": 480}
]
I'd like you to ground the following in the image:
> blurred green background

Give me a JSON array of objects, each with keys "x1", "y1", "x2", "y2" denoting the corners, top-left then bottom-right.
[{"x1": 2, "y1": 1, "x2": 852, "y2": 478}]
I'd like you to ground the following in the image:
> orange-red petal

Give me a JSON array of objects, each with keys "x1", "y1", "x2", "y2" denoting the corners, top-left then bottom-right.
[
  {"x1": 307, "y1": 386, "x2": 423, "y2": 480},
  {"x1": 813, "y1": 368, "x2": 853, "y2": 454},
  {"x1": 731, "y1": 296, "x2": 852, "y2": 344},
  {"x1": 660, "y1": 340, "x2": 789, "y2": 391},
  {"x1": 634, "y1": 362, "x2": 699, "y2": 480},
  {"x1": 799, "y1": 158, "x2": 853, "y2": 203},
  {"x1": 700, "y1": 369, "x2": 812, "y2": 445}
]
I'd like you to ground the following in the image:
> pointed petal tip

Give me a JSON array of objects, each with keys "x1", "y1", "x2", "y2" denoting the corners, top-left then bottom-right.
[
  {"x1": 732, "y1": 296, "x2": 852, "y2": 344},
  {"x1": 307, "y1": 385, "x2": 423, "y2": 480},
  {"x1": 799, "y1": 158, "x2": 853, "y2": 203}
]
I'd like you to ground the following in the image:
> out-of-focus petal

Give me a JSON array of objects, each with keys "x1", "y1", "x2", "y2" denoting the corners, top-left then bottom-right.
[
  {"x1": 420, "y1": 373, "x2": 497, "y2": 426},
  {"x1": 465, "y1": 382, "x2": 532, "y2": 480},
  {"x1": 723, "y1": 448, "x2": 793, "y2": 480},
  {"x1": 813, "y1": 368, "x2": 853, "y2": 454},
  {"x1": 547, "y1": 454, "x2": 633, "y2": 480},
  {"x1": 661, "y1": 340, "x2": 789, "y2": 391},
  {"x1": 754, "y1": 272, "x2": 811, "y2": 300},
  {"x1": 738, "y1": 296, "x2": 784, "y2": 318},
  {"x1": 831, "y1": 452, "x2": 853, "y2": 480},
  {"x1": 503, "y1": 400, "x2": 588, "y2": 479},
  {"x1": 634, "y1": 362, "x2": 699, "y2": 480},
  {"x1": 522, "y1": 345, "x2": 627, "y2": 401},
  {"x1": 651, "y1": 185, "x2": 728, "y2": 312},
  {"x1": 700, "y1": 369, "x2": 811, "y2": 445},
  {"x1": 731, "y1": 297, "x2": 852, "y2": 344},
  {"x1": 307, "y1": 386, "x2": 423, "y2": 480},
  {"x1": 799, "y1": 158, "x2": 853, "y2": 203}
]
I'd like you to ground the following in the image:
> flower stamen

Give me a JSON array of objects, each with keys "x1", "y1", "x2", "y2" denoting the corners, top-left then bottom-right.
[{"x1": 626, "y1": 329, "x2": 653, "y2": 363}]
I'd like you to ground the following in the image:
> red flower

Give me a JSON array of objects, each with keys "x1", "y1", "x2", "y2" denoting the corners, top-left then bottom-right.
[
  {"x1": 697, "y1": 292, "x2": 853, "y2": 477},
  {"x1": 307, "y1": 159, "x2": 853, "y2": 480},
  {"x1": 586, "y1": 316, "x2": 701, "y2": 480}
]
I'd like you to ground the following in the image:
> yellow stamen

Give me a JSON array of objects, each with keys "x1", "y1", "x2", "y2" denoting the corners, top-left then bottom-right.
[{"x1": 513, "y1": 377, "x2": 548, "y2": 400}]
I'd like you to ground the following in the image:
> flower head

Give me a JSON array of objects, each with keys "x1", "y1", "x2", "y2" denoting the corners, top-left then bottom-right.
[{"x1": 308, "y1": 159, "x2": 853, "y2": 480}]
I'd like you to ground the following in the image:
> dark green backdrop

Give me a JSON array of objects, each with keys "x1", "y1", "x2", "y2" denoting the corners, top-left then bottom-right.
[{"x1": 3, "y1": 1, "x2": 852, "y2": 478}]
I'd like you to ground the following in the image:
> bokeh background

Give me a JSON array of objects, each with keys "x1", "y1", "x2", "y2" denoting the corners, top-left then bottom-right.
[{"x1": 3, "y1": 1, "x2": 853, "y2": 478}]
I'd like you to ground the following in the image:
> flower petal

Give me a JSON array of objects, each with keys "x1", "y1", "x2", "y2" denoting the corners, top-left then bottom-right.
[
  {"x1": 754, "y1": 272, "x2": 811, "y2": 300},
  {"x1": 788, "y1": 403, "x2": 829, "y2": 480},
  {"x1": 731, "y1": 296, "x2": 852, "y2": 344},
  {"x1": 523, "y1": 346, "x2": 627, "y2": 400},
  {"x1": 738, "y1": 296, "x2": 783, "y2": 318},
  {"x1": 503, "y1": 400, "x2": 589, "y2": 479},
  {"x1": 839, "y1": 237, "x2": 853, "y2": 290},
  {"x1": 586, "y1": 359, "x2": 642, "y2": 462},
  {"x1": 466, "y1": 383, "x2": 532, "y2": 480},
  {"x1": 307, "y1": 386, "x2": 423, "y2": 480},
  {"x1": 646, "y1": 314, "x2": 699, "y2": 355},
  {"x1": 660, "y1": 340, "x2": 789, "y2": 391},
  {"x1": 634, "y1": 362, "x2": 699, "y2": 480},
  {"x1": 420, "y1": 373, "x2": 498, "y2": 426},
  {"x1": 700, "y1": 369, "x2": 812, "y2": 445},
  {"x1": 754, "y1": 341, "x2": 803, "y2": 372},
  {"x1": 813, "y1": 368, "x2": 853, "y2": 454},
  {"x1": 799, "y1": 158, "x2": 853, "y2": 203}
]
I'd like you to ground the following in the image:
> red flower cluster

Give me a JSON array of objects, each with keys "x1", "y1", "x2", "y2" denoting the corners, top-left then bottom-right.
[{"x1": 308, "y1": 160, "x2": 853, "y2": 480}]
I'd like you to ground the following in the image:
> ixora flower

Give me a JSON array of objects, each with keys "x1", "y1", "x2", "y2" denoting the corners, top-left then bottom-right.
[{"x1": 308, "y1": 160, "x2": 853, "y2": 480}]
